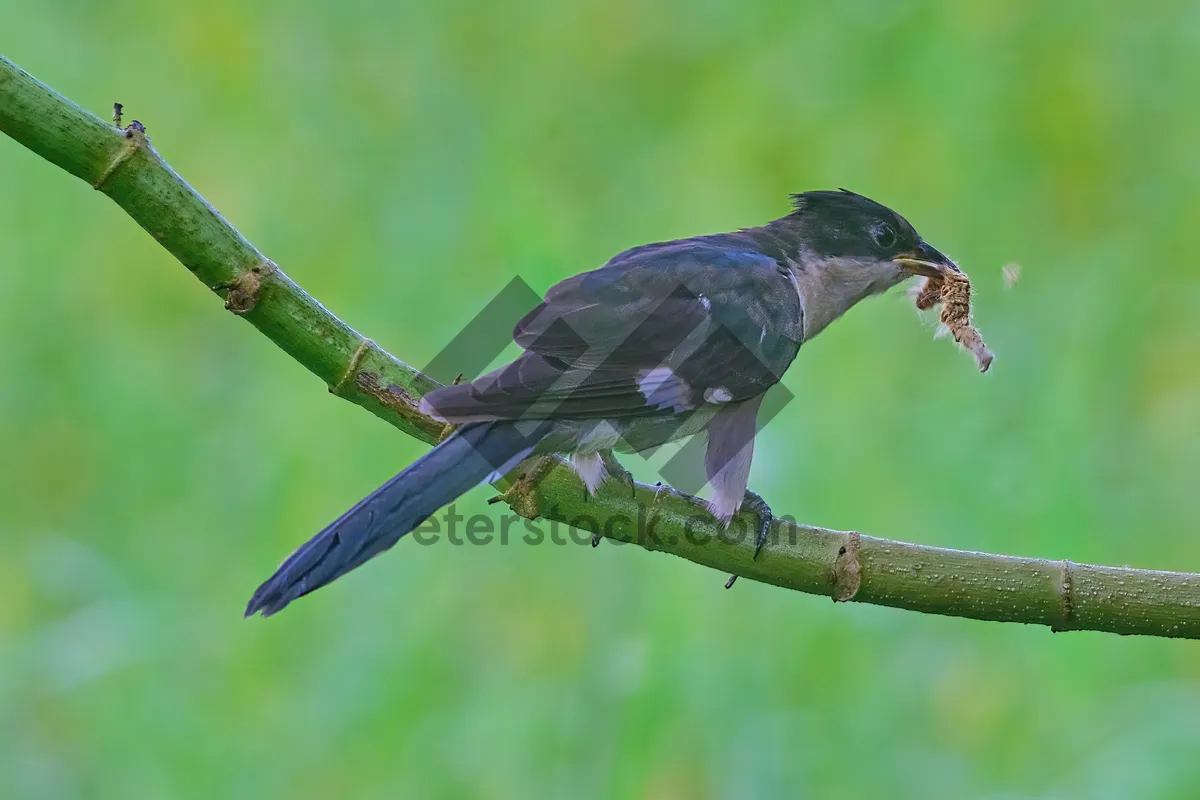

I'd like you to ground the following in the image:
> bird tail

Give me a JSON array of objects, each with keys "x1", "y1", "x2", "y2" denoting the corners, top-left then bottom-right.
[{"x1": 245, "y1": 421, "x2": 541, "y2": 617}]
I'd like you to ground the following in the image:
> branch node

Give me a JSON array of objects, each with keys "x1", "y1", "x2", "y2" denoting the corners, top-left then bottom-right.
[
  {"x1": 831, "y1": 531, "x2": 862, "y2": 602},
  {"x1": 93, "y1": 121, "x2": 148, "y2": 190},
  {"x1": 223, "y1": 260, "x2": 274, "y2": 315},
  {"x1": 1052, "y1": 559, "x2": 1076, "y2": 632},
  {"x1": 491, "y1": 456, "x2": 558, "y2": 520},
  {"x1": 331, "y1": 338, "x2": 374, "y2": 396}
]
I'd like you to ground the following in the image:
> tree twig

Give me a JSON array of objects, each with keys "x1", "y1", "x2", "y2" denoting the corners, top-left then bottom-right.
[{"x1": 4, "y1": 53, "x2": 1200, "y2": 638}]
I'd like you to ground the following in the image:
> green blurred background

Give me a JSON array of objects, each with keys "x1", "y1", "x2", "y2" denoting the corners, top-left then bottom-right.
[{"x1": 4, "y1": 1, "x2": 1200, "y2": 797}]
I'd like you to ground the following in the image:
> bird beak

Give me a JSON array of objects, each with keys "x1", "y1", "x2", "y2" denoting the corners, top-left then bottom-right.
[{"x1": 893, "y1": 241, "x2": 960, "y2": 277}]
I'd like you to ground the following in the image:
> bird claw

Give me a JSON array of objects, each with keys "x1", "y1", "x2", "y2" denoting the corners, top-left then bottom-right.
[
  {"x1": 725, "y1": 489, "x2": 773, "y2": 589},
  {"x1": 600, "y1": 450, "x2": 636, "y2": 498}
]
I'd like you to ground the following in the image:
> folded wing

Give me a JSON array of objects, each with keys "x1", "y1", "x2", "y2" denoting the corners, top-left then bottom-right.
[{"x1": 421, "y1": 242, "x2": 805, "y2": 424}]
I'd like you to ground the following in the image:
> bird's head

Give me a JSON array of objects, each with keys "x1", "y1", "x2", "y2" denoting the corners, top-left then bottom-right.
[
  {"x1": 788, "y1": 188, "x2": 958, "y2": 280},
  {"x1": 777, "y1": 188, "x2": 959, "y2": 337}
]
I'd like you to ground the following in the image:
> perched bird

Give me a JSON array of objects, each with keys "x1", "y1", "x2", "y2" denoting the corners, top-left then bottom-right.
[{"x1": 246, "y1": 189, "x2": 958, "y2": 616}]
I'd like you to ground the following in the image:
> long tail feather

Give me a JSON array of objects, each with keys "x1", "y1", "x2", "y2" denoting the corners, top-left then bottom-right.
[{"x1": 245, "y1": 422, "x2": 540, "y2": 617}]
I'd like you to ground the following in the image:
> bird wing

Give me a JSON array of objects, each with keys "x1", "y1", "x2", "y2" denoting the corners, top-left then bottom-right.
[{"x1": 422, "y1": 242, "x2": 804, "y2": 423}]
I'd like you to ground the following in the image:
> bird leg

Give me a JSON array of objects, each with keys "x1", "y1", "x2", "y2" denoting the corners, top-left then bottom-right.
[{"x1": 724, "y1": 489, "x2": 773, "y2": 589}]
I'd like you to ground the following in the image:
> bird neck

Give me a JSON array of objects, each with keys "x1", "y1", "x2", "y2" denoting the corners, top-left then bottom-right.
[{"x1": 750, "y1": 218, "x2": 906, "y2": 340}]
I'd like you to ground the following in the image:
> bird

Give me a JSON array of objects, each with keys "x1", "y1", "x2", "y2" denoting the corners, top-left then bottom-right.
[{"x1": 245, "y1": 189, "x2": 959, "y2": 617}]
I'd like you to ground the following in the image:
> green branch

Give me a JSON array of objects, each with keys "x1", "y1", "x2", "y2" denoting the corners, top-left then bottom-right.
[{"x1": 5, "y1": 53, "x2": 1200, "y2": 639}]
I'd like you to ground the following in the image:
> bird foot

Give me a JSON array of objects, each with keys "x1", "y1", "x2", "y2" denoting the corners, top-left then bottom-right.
[{"x1": 724, "y1": 489, "x2": 773, "y2": 589}]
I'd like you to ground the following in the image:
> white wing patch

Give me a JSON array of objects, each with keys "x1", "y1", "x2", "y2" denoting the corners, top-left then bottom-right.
[
  {"x1": 636, "y1": 366, "x2": 674, "y2": 396},
  {"x1": 704, "y1": 387, "x2": 733, "y2": 404},
  {"x1": 636, "y1": 367, "x2": 693, "y2": 412}
]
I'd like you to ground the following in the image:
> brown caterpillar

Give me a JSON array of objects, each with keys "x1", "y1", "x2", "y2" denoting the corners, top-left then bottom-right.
[{"x1": 913, "y1": 270, "x2": 994, "y2": 373}]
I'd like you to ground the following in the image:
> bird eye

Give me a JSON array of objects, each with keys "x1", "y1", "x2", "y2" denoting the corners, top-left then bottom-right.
[{"x1": 872, "y1": 223, "x2": 896, "y2": 250}]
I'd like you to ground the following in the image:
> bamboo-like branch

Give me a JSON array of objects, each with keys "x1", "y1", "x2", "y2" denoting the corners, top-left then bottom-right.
[{"x1": 4, "y1": 53, "x2": 1200, "y2": 639}]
